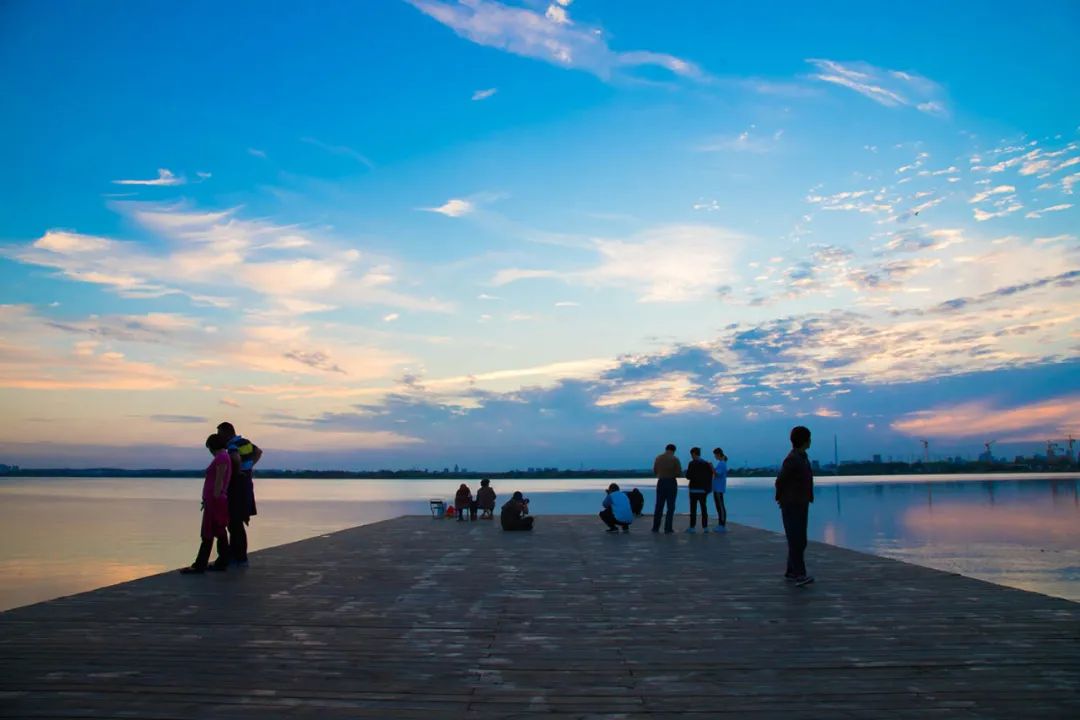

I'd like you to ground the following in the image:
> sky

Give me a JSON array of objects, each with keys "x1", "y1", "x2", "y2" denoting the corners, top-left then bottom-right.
[{"x1": 1, "y1": 0, "x2": 1078, "y2": 470}]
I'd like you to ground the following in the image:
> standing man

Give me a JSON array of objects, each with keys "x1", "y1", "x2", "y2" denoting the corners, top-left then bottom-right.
[
  {"x1": 651, "y1": 443, "x2": 682, "y2": 534},
  {"x1": 712, "y1": 447, "x2": 728, "y2": 532},
  {"x1": 775, "y1": 426, "x2": 814, "y2": 586},
  {"x1": 600, "y1": 482, "x2": 633, "y2": 533},
  {"x1": 685, "y1": 447, "x2": 712, "y2": 533},
  {"x1": 217, "y1": 421, "x2": 262, "y2": 566}
]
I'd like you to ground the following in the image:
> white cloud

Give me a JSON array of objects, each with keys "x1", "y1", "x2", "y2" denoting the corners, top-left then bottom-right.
[
  {"x1": 1025, "y1": 203, "x2": 1073, "y2": 219},
  {"x1": 491, "y1": 224, "x2": 743, "y2": 303},
  {"x1": 807, "y1": 59, "x2": 947, "y2": 115},
  {"x1": 383, "y1": 313, "x2": 400, "y2": 322},
  {"x1": 247, "y1": 148, "x2": 268, "y2": 159},
  {"x1": 423, "y1": 198, "x2": 474, "y2": 217},
  {"x1": 471, "y1": 87, "x2": 498, "y2": 101},
  {"x1": 113, "y1": 168, "x2": 185, "y2": 186},
  {"x1": 407, "y1": 0, "x2": 706, "y2": 82},
  {"x1": 969, "y1": 185, "x2": 1015, "y2": 204}
]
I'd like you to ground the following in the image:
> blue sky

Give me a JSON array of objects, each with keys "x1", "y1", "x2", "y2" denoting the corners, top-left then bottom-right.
[{"x1": 1, "y1": 0, "x2": 1078, "y2": 469}]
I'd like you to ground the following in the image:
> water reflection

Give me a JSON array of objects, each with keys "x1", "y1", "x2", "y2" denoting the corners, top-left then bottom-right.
[{"x1": 0, "y1": 474, "x2": 1077, "y2": 610}]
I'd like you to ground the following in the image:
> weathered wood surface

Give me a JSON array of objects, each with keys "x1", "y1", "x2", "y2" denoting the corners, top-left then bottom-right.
[{"x1": 1, "y1": 515, "x2": 1077, "y2": 719}]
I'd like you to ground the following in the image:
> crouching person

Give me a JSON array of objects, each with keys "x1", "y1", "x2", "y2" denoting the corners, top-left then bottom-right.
[
  {"x1": 181, "y1": 434, "x2": 231, "y2": 574},
  {"x1": 501, "y1": 491, "x2": 534, "y2": 531},
  {"x1": 600, "y1": 482, "x2": 633, "y2": 533}
]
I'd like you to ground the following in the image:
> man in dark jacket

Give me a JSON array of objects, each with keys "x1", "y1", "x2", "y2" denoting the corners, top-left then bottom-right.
[
  {"x1": 775, "y1": 425, "x2": 814, "y2": 586},
  {"x1": 501, "y1": 491, "x2": 533, "y2": 531},
  {"x1": 685, "y1": 447, "x2": 713, "y2": 533}
]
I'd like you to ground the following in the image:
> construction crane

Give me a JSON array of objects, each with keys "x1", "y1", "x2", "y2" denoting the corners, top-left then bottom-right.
[
  {"x1": 981, "y1": 440, "x2": 997, "y2": 463},
  {"x1": 920, "y1": 439, "x2": 929, "y2": 463}
]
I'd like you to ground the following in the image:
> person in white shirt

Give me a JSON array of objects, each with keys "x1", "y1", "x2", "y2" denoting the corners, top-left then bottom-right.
[
  {"x1": 600, "y1": 482, "x2": 633, "y2": 533},
  {"x1": 712, "y1": 447, "x2": 729, "y2": 531}
]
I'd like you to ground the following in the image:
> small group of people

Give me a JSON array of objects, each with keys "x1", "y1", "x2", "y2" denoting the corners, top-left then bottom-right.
[
  {"x1": 649, "y1": 444, "x2": 729, "y2": 534},
  {"x1": 180, "y1": 421, "x2": 261, "y2": 574},
  {"x1": 454, "y1": 480, "x2": 533, "y2": 531},
  {"x1": 647, "y1": 427, "x2": 816, "y2": 587}
]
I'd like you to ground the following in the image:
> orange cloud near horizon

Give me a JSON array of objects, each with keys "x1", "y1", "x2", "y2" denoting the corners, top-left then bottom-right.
[{"x1": 891, "y1": 394, "x2": 1080, "y2": 439}]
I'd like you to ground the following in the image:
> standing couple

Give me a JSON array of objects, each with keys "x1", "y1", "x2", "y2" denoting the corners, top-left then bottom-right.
[{"x1": 180, "y1": 421, "x2": 262, "y2": 574}]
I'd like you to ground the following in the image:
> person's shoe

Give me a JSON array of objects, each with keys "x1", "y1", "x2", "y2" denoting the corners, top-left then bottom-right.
[
  {"x1": 664, "y1": 529, "x2": 674, "y2": 534},
  {"x1": 703, "y1": 527, "x2": 710, "y2": 534},
  {"x1": 685, "y1": 527, "x2": 696, "y2": 534},
  {"x1": 179, "y1": 565, "x2": 205, "y2": 575},
  {"x1": 714, "y1": 525, "x2": 727, "y2": 533},
  {"x1": 795, "y1": 575, "x2": 815, "y2": 587},
  {"x1": 207, "y1": 563, "x2": 228, "y2": 572},
  {"x1": 621, "y1": 526, "x2": 630, "y2": 533},
  {"x1": 606, "y1": 527, "x2": 619, "y2": 533},
  {"x1": 784, "y1": 573, "x2": 798, "y2": 582},
  {"x1": 651, "y1": 527, "x2": 659, "y2": 533}
]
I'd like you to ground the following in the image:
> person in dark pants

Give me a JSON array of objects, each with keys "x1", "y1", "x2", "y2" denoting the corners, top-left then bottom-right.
[
  {"x1": 180, "y1": 434, "x2": 231, "y2": 574},
  {"x1": 501, "y1": 491, "x2": 534, "y2": 531},
  {"x1": 651, "y1": 443, "x2": 682, "y2": 533},
  {"x1": 600, "y1": 482, "x2": 633, "y2": 533},
  {"x1": 217, "y1": 421, "x2": 261, "y2": 566},
  {"x1": 685, "y1": 447, "x2": 712, "y2": 533},
  {"x1": 775, "y1": 426, "x2": 815, "y2": 586},
  {"x1": 454, "y1": 483, "x2": 476, "y2": 522}
]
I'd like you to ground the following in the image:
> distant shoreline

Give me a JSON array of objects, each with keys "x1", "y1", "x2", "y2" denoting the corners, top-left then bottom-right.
[{"x1": 1, "y1": 463, "x2": 1077, "y2": 480}]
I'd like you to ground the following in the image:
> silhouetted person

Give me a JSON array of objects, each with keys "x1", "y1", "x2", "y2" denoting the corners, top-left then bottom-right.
[
  {"x1": 625, "y1": 488, "x2": 645, "y2": 516},
  {"x1": 454, "y1": 483, "x2": 476, "y2": 522},
  {"x1": 180, "y1": 434, "x2": 231, "y2": 574},
  {"x1": 501, "y1": 491, "x2": 533, "y2": 531},
  {"x1": 600, "y1": 482, "x2": 633, "y2": 533},
  {"x1": 476, "y1": 478, "x2": 496, "y2": 519},
  {"x1": 712, "y1": 447, "x2": 728, "y2": 532},
  {"x1": 217, "y1": 421, "x2": 261, "y2": 565},
  {"x1": 776, "y1": 426, "x2": 814, "y2": 586},
  {"x1": 685, "y1": 447, "x2": 712, "y2": 533},
  {"x1": 652, "y1": 443, "x2": 682, "y2": 533}
]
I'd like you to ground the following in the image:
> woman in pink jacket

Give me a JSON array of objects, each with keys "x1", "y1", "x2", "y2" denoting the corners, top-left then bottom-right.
[{"x1": 180, "y1": 434, "x2": 232, "y2": 574}]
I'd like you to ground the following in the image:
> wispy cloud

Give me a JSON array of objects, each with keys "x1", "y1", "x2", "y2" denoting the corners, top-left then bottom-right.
[
  {"x1": 472, "y1": 87, "x2": 498, "y2": 101},
  {"x1": 301, "y1": 136, "x2": 375, "y2": 169},
  {"x1": 423, "y1": 198, "x2": 474, "y2": 217},
  {"x1": 698, "y1": 126, "x2": 783, "y2": 154},
  {"x1": 112, "y1": 168, "x2": 186, "y2": 186},
  {"x1": 807, "y1": 59, "x2": 947, "y2": 116},
  {"x1": 407, "y1": 0, "x2": 706, "y2": 83},
  {"x1": 1025, "y1": 203, "x2": 1073, "y2": 219},
  {"x1": 892, "y1": 396, "x2": 1080, "y2": 439},
  {"x1": 248, "y1": 148, "x2": 268, "y2": 159}
]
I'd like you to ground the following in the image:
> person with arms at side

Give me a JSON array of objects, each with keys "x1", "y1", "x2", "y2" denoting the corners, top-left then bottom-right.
[
  {"x1": 600, "y1": 482, "x2": 633, "y2": 533},
  {"x1": 712, "y1": 447, "x2": 729, "y2": 532},
  {"x1": 500, "y1": 491, "x2": 534, "y2": 531},
  {"x1": 180, "y1": 434, "x2": 231, "y2": 574},
  {"x1": 685, "y1": 447, "x2": 712, "y2": 533},
  {"x1": 776, "y1": 426, "x2": 815, "y2": 586},
  {"x1": 475, "y1": 478, "x2": 496, "y2": 519},
  {"x1": 651, "y1": 443, "x2": 682, "y2": 534},
  {"x1": 217, "y1": 421, "x2": 261, "y2": 566}
]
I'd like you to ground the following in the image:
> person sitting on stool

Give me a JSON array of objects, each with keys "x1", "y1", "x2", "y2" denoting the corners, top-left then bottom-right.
[{"x1": 600, "y1": 482, "x2": 633, "y2": 533}]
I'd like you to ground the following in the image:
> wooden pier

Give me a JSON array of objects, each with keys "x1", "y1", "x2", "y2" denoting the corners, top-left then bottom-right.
[{"x1": 1, "y1": 516, "x2": 1078, "y2": 718}]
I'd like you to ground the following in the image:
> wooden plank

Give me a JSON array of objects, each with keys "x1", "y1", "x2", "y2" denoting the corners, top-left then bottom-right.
[{"x1": 0, "y1": 516, "x2": 1077, "y2": 718}]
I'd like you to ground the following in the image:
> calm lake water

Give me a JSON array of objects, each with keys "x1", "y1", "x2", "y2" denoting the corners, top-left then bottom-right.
[{"x1": 1, "y1": 473, "x2": 1077, "y2": 610}]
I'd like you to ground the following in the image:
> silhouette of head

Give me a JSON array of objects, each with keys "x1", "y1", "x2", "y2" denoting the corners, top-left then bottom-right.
[
  {"x1": 206, "y1": 434, "x2": 227, "y2": 453},
  {"x1": 607, "y1": 482, "x2": 620, "y2": 492},
  {"x1": 480, "y1": 478, "x2": 490, "y2": 487},
  {"x1": 216, "y1": 421, "x2": 236, "y2": 439},
  {"x1": 790, "y1": 425, "x2": 812, "y2": 449},
  {"x1": 690, "y1": 447, "x2": 701, "y2": 457},
  {"x1": 665, "y1": 443, "x2": 676, "y2": 452}
]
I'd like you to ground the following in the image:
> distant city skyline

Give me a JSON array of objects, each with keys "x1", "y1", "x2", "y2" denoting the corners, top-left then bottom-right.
[{"x1": 1, "y1": 1, "x2": 1078, "y2": 469}]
